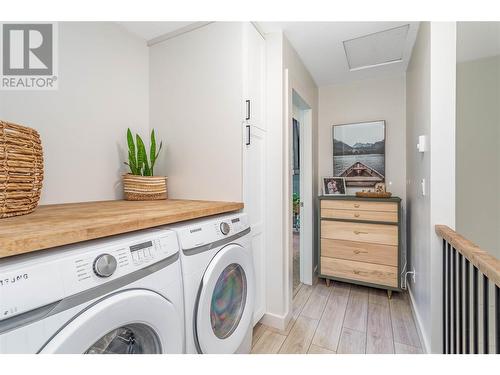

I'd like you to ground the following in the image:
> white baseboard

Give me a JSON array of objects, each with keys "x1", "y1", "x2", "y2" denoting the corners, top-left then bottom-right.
[
  {"x1": 408, "y1": 287, "x2": 431, "y2": 353},
  {"x1": 259, "y1": 310, "x2": 292, "y2": 331}
]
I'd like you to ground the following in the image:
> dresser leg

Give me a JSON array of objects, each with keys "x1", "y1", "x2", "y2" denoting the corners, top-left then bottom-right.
[
  {"x1": 325, "y1": 278, "x2": 331, "y2": 287},
  {"x1": 387, "y1": 290, "x2": 393, "y2": 299}
]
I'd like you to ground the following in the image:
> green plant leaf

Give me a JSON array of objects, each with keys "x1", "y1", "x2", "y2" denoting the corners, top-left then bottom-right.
[
  {"x1": 150, "y1": 129, "x2": 156, "y2": 175},
  {"x1": 127, "y1": 150, "x2": 138, "y2": 175},
  {"x1": 155, "y1": 141, "x2": 163, "y2": 160},
  {"x1": 126, "y1": 128, "x2": 137, "y2": 174},
  {"x1": 136, "y1": 134, "x2": 145, "y2": 175},
  {"x1": 136, "y1": 134, "x2": 151, "y2": 176}
]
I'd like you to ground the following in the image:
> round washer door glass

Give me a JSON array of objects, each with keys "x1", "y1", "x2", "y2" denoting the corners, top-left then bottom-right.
[
  {"x1": 85, "y1": 323, "x2": 161, "y2": 354},
  {"x1": 210, "y1": 263, "x2": 247, "y2": 339},
  {"x1": 195, "y1": 243, "x2": 255, "y2": 353},
  {"x1": 39, "y1": 290, "x2": 183, "y2": 354}
]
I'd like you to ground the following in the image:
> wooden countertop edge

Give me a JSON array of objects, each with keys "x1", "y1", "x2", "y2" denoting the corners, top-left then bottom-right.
[{"x1": 0, "y1": 200, "x2": 243, "y2": 258}]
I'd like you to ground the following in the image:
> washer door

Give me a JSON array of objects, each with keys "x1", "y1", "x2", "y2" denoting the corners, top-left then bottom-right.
[
  {"x1": 195, "y1": 244, "x2": 255, "y2": 353},
  {"x1": 40, "y1": 290, "x2": 183, "y2": 354}
]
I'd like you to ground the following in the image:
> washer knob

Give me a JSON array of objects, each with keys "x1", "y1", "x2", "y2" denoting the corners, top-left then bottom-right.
[
  {"x1": 93, "y1": 254, "x2": 117, "y2": 278},
  {"x1": 220, "y1": 222, "x2": 230, "y2": 236}
]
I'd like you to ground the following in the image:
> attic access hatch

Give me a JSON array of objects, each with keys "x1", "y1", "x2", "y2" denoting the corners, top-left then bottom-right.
[{"x1": 343, "y1": 24, "x2": 410, "y2": 71}]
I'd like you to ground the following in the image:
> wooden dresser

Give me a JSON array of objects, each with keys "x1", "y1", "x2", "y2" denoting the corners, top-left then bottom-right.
[{"x1": 318, "y1": 196, "x2": 402, "y2": 296}]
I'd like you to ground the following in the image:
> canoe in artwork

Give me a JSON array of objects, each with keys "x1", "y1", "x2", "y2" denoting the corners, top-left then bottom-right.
[{"x1": 340, "y1": 162, "x2": 384, "y2": 186}]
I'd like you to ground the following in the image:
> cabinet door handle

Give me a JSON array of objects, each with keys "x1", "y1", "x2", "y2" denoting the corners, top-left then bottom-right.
[
  {"x1": 354, "y1": 230, "x2": 368, "y2": 235},
  {"x1": 246, "y1": 124, "x2": 251, "y2": 146},
  {"x1": 245, "y1": 100, "x2": 251, "y2": 120}
]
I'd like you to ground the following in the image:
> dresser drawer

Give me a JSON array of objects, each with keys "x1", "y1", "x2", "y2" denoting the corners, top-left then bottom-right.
[
  {"x1": 321, "y1": 199, "x2": 397, "y2": 212},
  {"x1": 321, "y1": 208, "x2": 397, "y2": 223},
  {"x1": 321, "y1": 220, "x2": 398, "y2": 246},
  {"x1": 321, "y1": 257, "x2": 398, "y2": 287},
  {"x1": 321, "y1": 239, "x2": 398, "y2": 266}
]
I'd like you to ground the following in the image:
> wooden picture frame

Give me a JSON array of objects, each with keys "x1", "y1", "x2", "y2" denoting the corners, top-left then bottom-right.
[{"x1": 322, "y1": 177, "x2": 346, "y2": 196}]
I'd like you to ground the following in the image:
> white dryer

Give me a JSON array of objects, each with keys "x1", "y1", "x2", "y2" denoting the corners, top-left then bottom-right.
[
  {"x1": 167, "y1": 212, "x2": 254, "y2": 354},
  {"x1": 0, "y1": 229, "x2": 184, "y2": 354}
]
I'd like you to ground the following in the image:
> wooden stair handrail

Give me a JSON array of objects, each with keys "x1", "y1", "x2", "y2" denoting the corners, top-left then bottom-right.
[{"x1": 436, "y1": 225, "x2": 500, "y2": 287}]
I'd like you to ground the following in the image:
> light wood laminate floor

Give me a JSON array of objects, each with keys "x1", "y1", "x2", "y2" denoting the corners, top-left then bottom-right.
[{"x1": 251, "y1": 280, "x2": 423, "y2": 354}]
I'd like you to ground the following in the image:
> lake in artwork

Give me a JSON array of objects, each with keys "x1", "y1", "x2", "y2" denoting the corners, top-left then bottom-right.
[{"x1": 333, "y1": 154, "x2": 385, "y2": 176}]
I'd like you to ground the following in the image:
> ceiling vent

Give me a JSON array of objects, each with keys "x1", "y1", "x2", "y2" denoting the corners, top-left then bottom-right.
[{"x1": 343, "y1": 24, "x2": 410, "y2": 71}]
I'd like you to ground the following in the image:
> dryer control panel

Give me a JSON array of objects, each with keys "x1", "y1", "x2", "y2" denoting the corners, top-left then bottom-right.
[{"x1": 170, "y1": 213, "x2": 249, "y2": 250}]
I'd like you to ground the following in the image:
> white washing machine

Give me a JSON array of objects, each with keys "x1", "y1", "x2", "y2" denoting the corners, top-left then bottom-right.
[
  {"x1": 0, "y1": 228, "x2": 184, "y2": 354},
  {"x1": 167, "y1": 212, "x2": 254, "y2": 354}
]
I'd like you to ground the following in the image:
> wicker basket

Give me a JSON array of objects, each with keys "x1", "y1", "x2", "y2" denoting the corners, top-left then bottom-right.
[
  {"x1": 123, "y1": 174, "x2": 167, "y2": 201},
  {"x1": 0, "y1": 120, "x2": 44, "y2": 218}
]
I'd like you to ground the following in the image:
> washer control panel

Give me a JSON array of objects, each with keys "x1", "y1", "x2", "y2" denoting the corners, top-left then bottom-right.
[
  {"x1": 0, "y1": 229, "x2": 179, "y2": 322},
  {"x1": 93, "y1": 253, "x2": 117, "y2": 278},
  {"x1": 220, "y1": 222, "x2": 230, "y2": 235},
  {"x1": 129, "y1": 240, "x2": 155, "y2": 264}
]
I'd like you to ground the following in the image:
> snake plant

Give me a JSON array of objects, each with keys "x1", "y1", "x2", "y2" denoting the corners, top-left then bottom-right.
[{"x1": 124, "y1": 128, "x2": 163, "y2": 176}]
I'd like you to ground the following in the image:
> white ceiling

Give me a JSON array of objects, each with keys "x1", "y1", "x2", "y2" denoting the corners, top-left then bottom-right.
[
  {"x1": 457, "y1": 22, "x2": 500, "y2": 63},
  {"x1": 117, "y1": 21, "x2": 195, "y2": 41},
  {"x1": 258, "y1": 22, "x2": 419, "y2": 86},
  {"x1": 117, "y1": 21, "x2": 419, "y2": 87}
]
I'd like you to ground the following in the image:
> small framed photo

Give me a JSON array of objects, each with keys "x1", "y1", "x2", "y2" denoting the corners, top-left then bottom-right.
[{"x1": 322, "y1": 177, "x2": 346, "y2": 196}]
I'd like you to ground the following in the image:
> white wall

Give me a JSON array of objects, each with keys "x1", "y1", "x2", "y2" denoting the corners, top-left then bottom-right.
[
  {"x1": 406, "y1": 22, "x2": 432, "y2": 352},
  {"x1": 406, "y1": 22, "x2": 456, "y2": 353},
  {"x1": 262, "y1": 31, "x2": 286, "y2": 326},
  {"x1": 149, "y1": 22, "x2": 243, "y2": 202},
  {"x1": 261, "y1": 32, "x2": 319, "y2": 329},
  {"x1": 0, "y1": 22, "x2": 150, "y2": 205},
  {"x1": 284, "y1": 35, "x2": 319, "y2": 307},
  {"x1": 456, "y1": 55, "x2": 500, "y2": 258},
  {"x1": 428, "y1": 22, "x2": 456, "y2": 353},
  {"x1": 318, "y1": 75, "x2": 407, "y2": 199}
]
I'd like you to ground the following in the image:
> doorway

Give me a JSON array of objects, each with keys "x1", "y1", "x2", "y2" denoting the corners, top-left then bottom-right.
[
  {"x1": 290, "y1": 89, "x2": 313, "y2": 297},
  {"x1": 292, "y1": 115, "x2": 301, "y2": 296}
]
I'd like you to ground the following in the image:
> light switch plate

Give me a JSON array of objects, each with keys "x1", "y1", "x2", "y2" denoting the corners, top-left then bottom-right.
[{"x1": 417, "y1": 135, "x2": 427, "y2": 152}]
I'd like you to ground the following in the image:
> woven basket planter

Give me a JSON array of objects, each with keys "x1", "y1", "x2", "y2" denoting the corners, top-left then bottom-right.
[
  {"x1": 123, "y1": 174, "x2": 167, "y2": 201},
  {"x1": 0, "y1": 120, "x2": 44, "y2": 218}
]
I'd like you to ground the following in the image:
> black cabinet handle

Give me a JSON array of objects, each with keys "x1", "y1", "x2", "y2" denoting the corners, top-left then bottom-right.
[
  {"x1": 245, "y1": 100, "x2": 251, "y2": 120},
  {"x1": 246, "y1": 124, "x2": 251, "y2": 146}
]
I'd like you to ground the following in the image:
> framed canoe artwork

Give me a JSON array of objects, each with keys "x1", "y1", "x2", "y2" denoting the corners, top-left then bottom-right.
[{"x1": 332, "y1": 120, "x2": 385, "y2": 187}]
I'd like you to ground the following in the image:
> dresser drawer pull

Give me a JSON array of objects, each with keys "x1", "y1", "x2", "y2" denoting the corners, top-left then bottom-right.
[
  {"x1": 353, "y1": 230, "x2": 369, "y2": 235},
  {"x1": 353, "y1": 270, "x2": 361, "y2": 275},
  {"x1": 354, "y1": 204, "x2": 360, "y2": 208},
  {"x1": 354, "y1": 213, "x2": 360, "y2": 218},
  {"x1": 353, "y1": 249, "x2": 368, "y2": 254}
]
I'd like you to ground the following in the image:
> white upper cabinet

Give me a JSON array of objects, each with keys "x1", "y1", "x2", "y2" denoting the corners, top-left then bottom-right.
[{"x1": 243, "y1": 23, "x2": 266, "y2": 131}]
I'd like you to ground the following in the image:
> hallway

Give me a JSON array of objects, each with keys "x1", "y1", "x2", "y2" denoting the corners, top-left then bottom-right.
[{"x1": 252, "y1": 280, "x2": 423, "y2": 354}]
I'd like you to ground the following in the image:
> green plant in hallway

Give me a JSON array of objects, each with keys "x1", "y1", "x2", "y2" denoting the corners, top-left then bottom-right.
[
  {"x1": 122, "y1": 128, "x2": 167, "y2": 201},
  {"x1": 124, "y1": 128, "x2": 163, "y2": 176},
  {"x1": 293, "y1": 192, "x2": 300, "y2": 230}
]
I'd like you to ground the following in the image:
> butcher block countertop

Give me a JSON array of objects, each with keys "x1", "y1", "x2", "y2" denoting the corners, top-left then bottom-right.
[{"x1": 0, "y1": 199, "x2": 243, "y2": 259}]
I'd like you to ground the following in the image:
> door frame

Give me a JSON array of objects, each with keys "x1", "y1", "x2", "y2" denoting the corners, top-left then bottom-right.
[{"x1": 284, "y1": 70, "x2": 314, "y2": 315}]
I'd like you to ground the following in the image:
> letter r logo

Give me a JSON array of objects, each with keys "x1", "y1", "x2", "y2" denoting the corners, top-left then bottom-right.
[{"x1": 2, "y1": 24, "x2": 53, "y2": 75}]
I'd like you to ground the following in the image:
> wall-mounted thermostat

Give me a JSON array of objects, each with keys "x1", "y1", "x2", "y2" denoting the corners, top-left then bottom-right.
[{"x1": 417, "y1": 135, "x2": 427, "y2": 153}]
